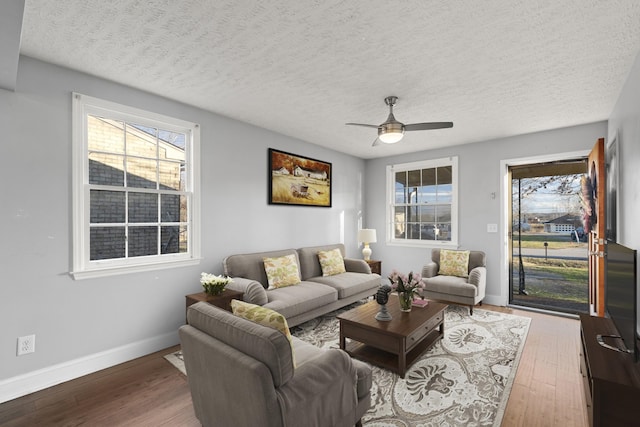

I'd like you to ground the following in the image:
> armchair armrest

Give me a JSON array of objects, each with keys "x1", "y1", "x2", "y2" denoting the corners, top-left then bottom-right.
[
  {"x1": 277, "y1": 349, "x2": 360, "y2": 427},
  {"x1": 422, "y1": 262, "x2": 439, "y2": 278},
  {"x1": 226, "y1": 277, "x2": 268, "y2": 306},
  {"x1": 344, "y1": 258, "x2": 371, "y2": 274},
  {"x1": 468, "y1": 266, "x2": 487, "y2": 296}
]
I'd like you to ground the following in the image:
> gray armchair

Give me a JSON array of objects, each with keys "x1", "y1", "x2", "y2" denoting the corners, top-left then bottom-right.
[
  {"x1": 420, "y1": 249, "x2": 486, "y2": 315},
  {"x1": 179, "y1": 302, "x2": 372, "y2": 427}
]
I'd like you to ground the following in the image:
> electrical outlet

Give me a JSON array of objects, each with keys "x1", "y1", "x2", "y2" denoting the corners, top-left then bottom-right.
[
  {"x1": 17, "y1": 335, "x2": 35, "y2": 356},
  {"x1": 487, "y1": 223, "x2": 498, "y2": 233}
]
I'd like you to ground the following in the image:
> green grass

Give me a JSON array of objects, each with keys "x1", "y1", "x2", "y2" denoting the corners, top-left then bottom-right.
[
  {"x1": 512, "y1": 233, "x2": 586, "y2": 249},
  {"x1": 513, "y1": 256, "x2": 588, "y2": 304}
]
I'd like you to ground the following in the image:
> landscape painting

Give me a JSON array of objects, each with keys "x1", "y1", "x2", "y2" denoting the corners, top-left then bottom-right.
[{"x1": 268, "y1": 148, "x2": 332, "y2": 207}]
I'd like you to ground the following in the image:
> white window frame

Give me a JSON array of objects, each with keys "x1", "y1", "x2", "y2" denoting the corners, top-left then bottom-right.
[
  {"x1": 71, "y1": 93, "x2": 201, "y2": 279},
  {"x1": 386, "y1": 156, "x2": 459, "y2": 248}
]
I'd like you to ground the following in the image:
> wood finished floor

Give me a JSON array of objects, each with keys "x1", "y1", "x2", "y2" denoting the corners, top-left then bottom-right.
[{"x1": 0, "y1": 305, "x2": 588, "y2": 427}]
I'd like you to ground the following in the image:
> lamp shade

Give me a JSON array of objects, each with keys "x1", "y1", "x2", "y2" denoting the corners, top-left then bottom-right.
[{"x1": 357, "y1": 229, "x2": 377, "y2": 243}]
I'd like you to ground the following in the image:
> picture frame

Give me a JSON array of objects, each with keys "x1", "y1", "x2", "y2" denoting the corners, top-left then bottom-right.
[
  {"x1": 268, "y1": 148, "x2": 332, "y2": 207},
  {"x1": 605, "y1": 134, "x2": 618, "y2": 242}
]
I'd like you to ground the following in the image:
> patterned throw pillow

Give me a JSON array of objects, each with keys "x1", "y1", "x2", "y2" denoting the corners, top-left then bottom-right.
[
  {"x1": 317, "y1": 248, "x2": 346, "y2": 276},
  {"x1": 263, "y1": 254, "x2": 301, "y2": 289},
  {"x1": 438, "y1": 249, "x2": 470, "y2": 277},
  {"x1": 230, "y1": 299, "x2": 296, "y2": 367}
]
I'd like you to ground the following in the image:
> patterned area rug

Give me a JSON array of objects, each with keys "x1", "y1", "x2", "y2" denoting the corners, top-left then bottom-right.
[{"x1": 166, "y1": 304, "x2": 530, "y2": 427}]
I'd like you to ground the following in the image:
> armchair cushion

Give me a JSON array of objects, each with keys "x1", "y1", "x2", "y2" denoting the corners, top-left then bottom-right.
[{"x1": 438, "y1": 249, "x2": 470, "y2": 277}]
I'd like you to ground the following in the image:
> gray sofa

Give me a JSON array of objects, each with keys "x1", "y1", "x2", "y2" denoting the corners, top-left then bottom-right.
[
  {"x1": 180, "y1": 301, "x2": 372, "y2": 427},
  {"x1": 420, "y1": 249, "x2": 487, "y2": 315},
  {"x1": 223, "y1": 243, "x2": 380, "y2": 326}
]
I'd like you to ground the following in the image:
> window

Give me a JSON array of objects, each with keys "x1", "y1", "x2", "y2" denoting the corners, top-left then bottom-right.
[
  {"x1": 72, "y1": 93, "x2": 200, "y2": 279},
  {"x1": 386, "y1": 157, "x2": 458, "y2": 247}
]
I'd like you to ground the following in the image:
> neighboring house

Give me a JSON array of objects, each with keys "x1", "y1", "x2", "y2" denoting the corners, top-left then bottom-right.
[
  {"x1": 293, "y1": 165, "x2": 328, "y2": 181},
  {"x1": 273, "y1": 167, "x2": 290, "y2": 175},
  {"x1": 543, "y1": 214, "x2": 582, "y2": 233}
]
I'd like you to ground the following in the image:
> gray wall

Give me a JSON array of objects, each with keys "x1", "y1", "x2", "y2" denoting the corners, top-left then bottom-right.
[
  {"x1": 0, "y1": 57, "x2": 365, "y2": 399},
  {"x1": 608, "y1": 48, "x2": 640, "y2": 334},
  {"x1": 364, "y1": 121, "x2": 607, "y2": 304}
]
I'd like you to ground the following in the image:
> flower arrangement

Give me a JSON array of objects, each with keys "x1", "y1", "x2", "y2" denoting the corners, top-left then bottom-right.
[
  {"x1": 388, "y1": 270, "x2": 424, "y2": 311},
  {"x1": 200, "y1": 272, "x2": 233, "y2": 296}
]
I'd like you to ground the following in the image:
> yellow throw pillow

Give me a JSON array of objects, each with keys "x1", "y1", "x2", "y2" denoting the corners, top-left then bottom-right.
[
  {"x1": 318, "y1": 248, "x2": 346, "y2": 276},
  {"x1": 263, "y1": 254, "x2": 301, "y2": 289},
  {"x1": 230, "y1": 299, "x2": 295, "y2": 367},
  {"x1": 438, "y1": 249, "x2": 470, "y2": 277}
]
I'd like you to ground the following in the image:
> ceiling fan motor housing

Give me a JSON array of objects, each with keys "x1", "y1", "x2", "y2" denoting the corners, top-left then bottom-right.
[{"x1": 378, "y1": 122, "x2": 404, "y2": 143}]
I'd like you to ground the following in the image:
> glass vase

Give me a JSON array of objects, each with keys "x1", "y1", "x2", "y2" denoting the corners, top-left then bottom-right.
[{"x1": 398, "y1": 292, "x2": 413, "y2": 312}]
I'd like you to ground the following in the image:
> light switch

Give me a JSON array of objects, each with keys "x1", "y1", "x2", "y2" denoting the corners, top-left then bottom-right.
[{"x1": 487, "y1": 224, "x2": 498, "y2": 233}]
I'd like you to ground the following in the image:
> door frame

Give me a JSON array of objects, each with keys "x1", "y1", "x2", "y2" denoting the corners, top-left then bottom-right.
[{"x1": 499, "y1": 150, "x2": 590, "y2": 306}]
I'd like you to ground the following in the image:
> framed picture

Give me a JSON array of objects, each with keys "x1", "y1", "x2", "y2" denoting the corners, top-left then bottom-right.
[
  {"x1": 268, "y1": 148, "x2": 332, "y2": 207},
  {"x1": 605, "y1": 134, "x2": 618, "y2": 241}
]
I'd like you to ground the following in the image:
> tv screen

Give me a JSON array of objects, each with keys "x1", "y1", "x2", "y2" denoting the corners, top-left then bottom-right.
[{"x1": 605, "y1": 241, "x2": 638, "y2": 361}]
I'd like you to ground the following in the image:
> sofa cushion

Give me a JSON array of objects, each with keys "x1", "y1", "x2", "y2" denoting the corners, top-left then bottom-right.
[
  {"x1": 438, "y1": 249, "x2": 470, "y2": 277},
  {"x1": 264, "y1": 282, "x2": 337, "y2": 319},
  {"x1": 298, "y1": 244, "x2": 345, "y2": 280},
  {"x1": 308, "y1": 272, "x2": 380, "y2": 299},
  {"x1": 318, "y1": 248, "x2": 346, "y2": 276},
  {"x1": 264, "y1": 254, "x2": 301, "y2": 289},
  {"x1": 223, "y1": 249, "x2": 299, "y2": 289},
  {"x1": 423, "y1": 275, "x2": 478, "y2": 298}
]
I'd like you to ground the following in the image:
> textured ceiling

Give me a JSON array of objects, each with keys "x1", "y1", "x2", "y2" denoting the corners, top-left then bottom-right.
[{"x1": 19, "y1": 0, "x2": 640, "y2": 159}]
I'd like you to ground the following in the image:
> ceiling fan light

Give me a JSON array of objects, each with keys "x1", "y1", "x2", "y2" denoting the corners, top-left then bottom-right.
[{"x1": 378, "y1": 128, "x2": 404, "y2": 144}]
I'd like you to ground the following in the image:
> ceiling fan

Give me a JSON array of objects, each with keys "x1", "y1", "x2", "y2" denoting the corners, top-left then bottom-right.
[{"x1": 346, "y1": 96, "x2": 453, "y2": 146}]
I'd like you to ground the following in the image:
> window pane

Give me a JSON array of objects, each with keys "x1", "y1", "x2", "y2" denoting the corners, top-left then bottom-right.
[
  {"x1": 159, "y1": 160, "x2": 184, "y2": 190},
  {"x1": 407, "y1": 206, "x2": 418, "y2": 223},
  {"x1": 88, "y1": 116, "x2": 124, "y2": 154},
  {"x1": 436, "y1": 205, "x2": 451, "y2": 222},
  {"x1": 161, "y1": 226, "x2": 187, "y2": 254},
  {"x1": 395, "y1": 171, "x2": 407, "y2": 203},
  {"x1": 407, "y1": 170, "x2": 421, "y2": 187},
  {"x1": 128, "y1": 192, "x2": 158, "y2": 223},
  {"x1": 126, "y1": 123, "x2": 157, "y2": 157},
  {"x1": 90, "y1": 190, "x2": 125, "y2": 223},
  {"x1": 161, "y1": 194, "x2": 187, "y2": 222},
  {"x1": 420, "y1": 224, "x2": 437, "y2": 240},
  {"x1": 437, "y1": 166, "x2": 452, "y2": 185},
  {"x1": 129, "y1": 226, "x2": 158, "y2": 257},
  {"x1": 160, "y1": 131, "x2": 187, "y2": 158},
  {"x1": 406, "y1": 223, "x2": 420, "y2": 240},
  {"x1": 90, "y1": 227, "x2": 125, "y2": 260},
  {"x1": 126, "y1": 157, "x2": 158, "y2": 189},
  {"x1": 419, "y1": 205, "x2": 435, "y2": 222},
  {"x1": 437, "y1": 183, "x2": 452, "y2": 203},
  {"x1": 436, "y1": 223, "x2": 451, "y2": 241},
  {"x1": 89, "y1": 153, "x2": 124, "y2": 186}
]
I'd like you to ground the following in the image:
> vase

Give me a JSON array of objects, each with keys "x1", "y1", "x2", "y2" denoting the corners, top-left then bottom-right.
[{"x1": 398, "y1": 292, "x2": 413, "y2": 312}]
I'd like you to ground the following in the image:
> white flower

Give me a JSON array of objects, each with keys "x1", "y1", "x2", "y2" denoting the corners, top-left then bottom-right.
[{"x1": 200, "y1": 272, "x2": 233, "y2": 286}]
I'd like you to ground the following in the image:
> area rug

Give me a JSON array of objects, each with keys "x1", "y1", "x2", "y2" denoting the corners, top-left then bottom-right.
[{"x1": 165, "y1": 304, "x2": 530, "y2": 427}]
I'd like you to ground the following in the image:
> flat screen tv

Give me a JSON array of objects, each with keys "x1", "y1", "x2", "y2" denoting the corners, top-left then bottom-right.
[{"x1": 603, "y1": 241, "x2": 638, "y2": 361}]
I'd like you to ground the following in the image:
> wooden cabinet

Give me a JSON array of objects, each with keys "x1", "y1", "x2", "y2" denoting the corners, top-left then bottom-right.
[
  {"x1": 365, "y1": 259, "x2": 381, "y2": 275},
  {"x1": 579, "y1": 314, "x2": 640, "y2": 427}
]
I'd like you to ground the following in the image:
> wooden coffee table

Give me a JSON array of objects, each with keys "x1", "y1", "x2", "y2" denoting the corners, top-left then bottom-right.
[{"x1": 337, "y1": 295, "x2": 447, "y2": 378}]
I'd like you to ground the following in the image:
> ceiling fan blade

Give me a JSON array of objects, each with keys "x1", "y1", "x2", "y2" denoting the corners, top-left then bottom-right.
[
  {"x1": 405, "y1": 122, "x2": 453, "y2": 131},
  {"x1": 345, "y1": 122, "x2": 379, "y2": 128},
  {"x1": 372, "y1": 137, "x2": 380, "y2": 147}
]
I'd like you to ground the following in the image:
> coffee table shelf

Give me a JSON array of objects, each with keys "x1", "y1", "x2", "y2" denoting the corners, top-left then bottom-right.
[{"x1": 338, "y1": 295, "x2": 447, "y2": 378}]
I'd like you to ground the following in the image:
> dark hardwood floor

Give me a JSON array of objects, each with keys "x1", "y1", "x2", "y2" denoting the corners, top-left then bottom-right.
[{"x1": 0, "y1": 305, "x2": 588, "y2": 426}]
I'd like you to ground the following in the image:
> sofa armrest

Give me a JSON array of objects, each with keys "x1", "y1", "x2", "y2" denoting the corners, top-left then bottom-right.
[
  {"x1": 422, "y1": 262, "x2": 439, "y2": 278},
  {"x1": 468, "y1": 266, "x2": 487, "y2": 296},
  {"x1": 226, "y1": 277, "x2": 268, "y2": 306},
  {"x1": 277, "y1": 349, "x2": 361, "y2": 427},
  {"x1": 344, "y1": 258, "x2": 371, "y2": 274}
]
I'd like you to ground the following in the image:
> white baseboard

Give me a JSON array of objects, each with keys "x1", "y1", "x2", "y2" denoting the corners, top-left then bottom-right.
[
  {"x1": 0, "y1": 331, "x2": 179, "y2": 404},
  {"x1": 482, "y1": 294, "x2": 506, "y2": 307}
]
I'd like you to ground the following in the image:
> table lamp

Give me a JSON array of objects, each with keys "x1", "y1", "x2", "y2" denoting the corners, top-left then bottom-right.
[{"x1": 357, "y1": 229, "x2": 377, "y2": 261}]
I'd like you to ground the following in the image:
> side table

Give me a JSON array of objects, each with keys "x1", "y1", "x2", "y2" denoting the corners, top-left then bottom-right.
[
  {"x1": 365, "y1": 259, "x2": 381, "y2": 275},
  {"x1": 185, "y1": 289, "x2": 244, "y2": 322}
]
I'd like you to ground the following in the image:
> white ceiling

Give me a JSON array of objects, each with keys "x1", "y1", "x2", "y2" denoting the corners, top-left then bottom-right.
[{"x1": 14, "y1": 0, "x2": 640, "y2": 159}]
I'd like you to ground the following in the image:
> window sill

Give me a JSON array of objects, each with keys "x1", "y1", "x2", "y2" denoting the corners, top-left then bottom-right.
[{"x1": 70, "y1": 257, "x2": 202, "y2": 280}]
